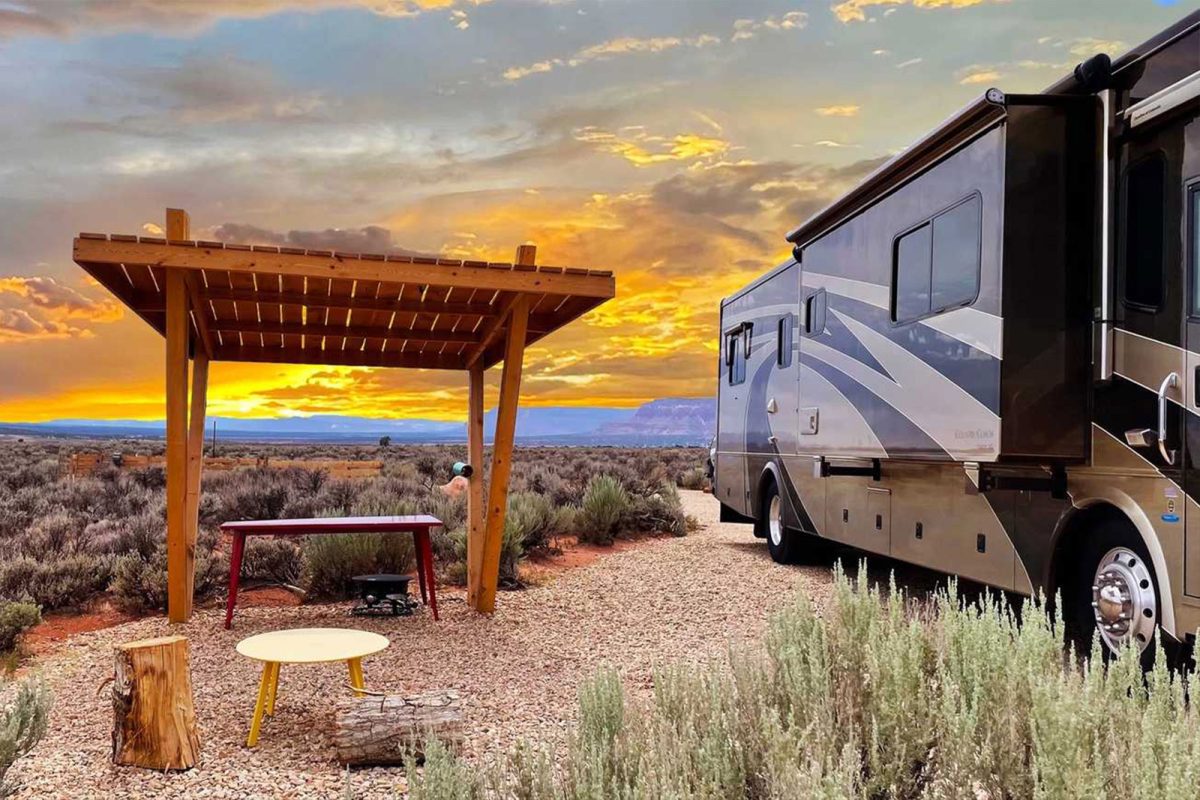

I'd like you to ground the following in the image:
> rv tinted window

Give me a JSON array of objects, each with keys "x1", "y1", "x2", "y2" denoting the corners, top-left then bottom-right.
[
  {"x1": 727, "y1": 329, "x2": 747, "y2": 385},
  {"x1": 777, "y1": 315, "x2": 793, "y2": 368},
  {"x1": 1123, "y1": 156, "x2": 1166, "y2": 310},
  {"x1": 893, "y1": 223, "x2": 932, "y2": 323},
  {"x1": 931, "y1": 195, "x2": 981, "y2": 311}
]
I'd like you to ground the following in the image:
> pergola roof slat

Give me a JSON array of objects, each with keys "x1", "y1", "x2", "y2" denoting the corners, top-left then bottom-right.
[{"x1": 74, "y1": 232, "x2": 614, "y2": 371}]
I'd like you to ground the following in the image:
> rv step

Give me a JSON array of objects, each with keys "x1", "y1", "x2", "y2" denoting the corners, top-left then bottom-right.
[{"x1": 813, "y1": 457, "x2": 882, "y2": 482}]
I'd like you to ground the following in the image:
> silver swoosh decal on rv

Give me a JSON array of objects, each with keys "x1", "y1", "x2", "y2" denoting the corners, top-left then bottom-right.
[
  {"x1": 803, "y1": 271, "x2": 1003, "y2": 359},
  {"x1": 807, "y1": 310, "x2": 1000, "y2": 459}
]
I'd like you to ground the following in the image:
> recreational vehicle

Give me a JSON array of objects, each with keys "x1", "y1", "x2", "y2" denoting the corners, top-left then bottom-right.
[{"x1": 715, "y1": 11, "x2": 1200, "y2": 658}]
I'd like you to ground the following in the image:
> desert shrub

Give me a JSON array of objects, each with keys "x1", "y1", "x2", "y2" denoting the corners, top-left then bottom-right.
[
  {"x1": 578, "y1": 475, "x2": 630, "y2": 546},
  {"x1": 405, "y1": 739, "x2": 482, "y2": 800},
  {"x1": 423, "y1": 492, "x2": 467, "y2": 535},
  {"x1": 301, "y1": 534, "x2": 415, "y2": 600},
  {"x1": 499, "y1": 517, "x2": 524, "y2": 588},
  {"x1": 129, "y1": 466, "x2": 165, "y2": 491},
  {"x1": 505, "y1": 492, "x2": 562, "y2": 552},
  {"x1": 621, "y1": 482, "x2": 686, "y2": 537},
  {"x1": 0, "y1": 555, "x2": 113, "y2": 611},
  {"x1": 216, "y1": 474, "x2": 290, "y2": 521},
  {"x1": 677, "y1": 465, "x2": 708, "y2": 490},
  {"x1": 393, "y1": 565, "x2": 1200, "y2": 800},
  {"x1": 441, "y1": 529, "x2": 469, "y2": 586},
  {"x1": 22, "y1": 511, "x2": 87, "y2": 557},
  {"x1": 241, "y1": 538, "x2": 303, "y2": 587},
  {"x1": 0, "y1": 603, "x2": 39, "y2": 654},
  {"x1": 0, "y1": 489, "x2": 50, "y2": 544},
  {"x1": 349, "y1": 481, "x2": 418, "y2": 517},
  {"x1": 110, "y1": 531, "x2": 225, "y2": 612},
  {"x1": 313, "y1": 478, "x2": 364, "y2": 517},
  {"x1": 103, "y1": 512, "x2": 162, "y2": 559},
  {"x1": 0, "y1": 675, "x2": 51, "y2": 798}
]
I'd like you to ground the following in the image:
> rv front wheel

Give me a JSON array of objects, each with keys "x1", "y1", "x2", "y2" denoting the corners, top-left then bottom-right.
[
  {"x1": 1066, "y1": 519, "x2": 1161, "y2": 664},
  {"x1": 758, "y1": 482, "x2": 799, "y2": 563}
]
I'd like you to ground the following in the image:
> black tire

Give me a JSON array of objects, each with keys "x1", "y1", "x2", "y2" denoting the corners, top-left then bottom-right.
[
  {"x1": 1063, "y1": 517, "x2": 1169, "y2": 669},
  {"x1": 757, "y1": 481, "x2": 801, "y2": 564}
]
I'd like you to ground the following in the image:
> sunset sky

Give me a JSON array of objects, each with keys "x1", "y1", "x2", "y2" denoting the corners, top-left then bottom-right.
[{"x1": 0, "y1": 0, "x2": 1187, "y2": 422}]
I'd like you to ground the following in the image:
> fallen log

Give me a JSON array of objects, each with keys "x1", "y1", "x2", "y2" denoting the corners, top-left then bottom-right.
[
  {"x1": 333, "y1": 690, "x2": 464, "y2": 765},
  {"x1": 111, "y1": 635, "x2": 200, "y2": 770}
]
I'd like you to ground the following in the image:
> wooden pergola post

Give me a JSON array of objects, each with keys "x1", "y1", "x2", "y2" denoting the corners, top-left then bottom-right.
[
  {"x1": 164, "y1": 208, "x2": 209, "y2": 624},
  {"x1": 470, "y1": 244, "x2": 534, "y2": 613},
  {"x1": 465, "y1": 366, "x2": 485, "y2": 608}
]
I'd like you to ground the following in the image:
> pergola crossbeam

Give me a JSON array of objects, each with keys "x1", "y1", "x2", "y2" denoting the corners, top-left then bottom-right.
[
  {"x1": 209, "y1": 320, "x2": 481, "y2": 345},
  {"x1": 74, "y1": 237, "x2": 614, "y2": 298}
]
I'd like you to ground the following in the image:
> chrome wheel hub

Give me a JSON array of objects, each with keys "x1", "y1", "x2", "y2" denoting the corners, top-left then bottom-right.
[
  {"x1": 768, "y1": 495, "x2": 783, "y2": 547},
  {"x1": 1091, "y1": 547, "x2": 1156, "y2": 654}
]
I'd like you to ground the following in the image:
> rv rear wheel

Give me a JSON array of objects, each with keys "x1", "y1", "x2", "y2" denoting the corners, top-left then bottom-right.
[
  {"x1": 758, "y1": 482, "x2": 800, "y2": 564},
  {"x1": 1066, "y1": 518, "x2": 1161, "y2": 665}
]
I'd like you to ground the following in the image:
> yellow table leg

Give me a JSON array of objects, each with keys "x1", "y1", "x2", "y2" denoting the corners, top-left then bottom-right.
[
  {"x1": 247, "y1": 661, "x2": 275, "y2": 747},
  {"x1": 347, "y1": 657, "x2": 365, "y2": 697},
  {"x1": 265, "y1": 662, "x2": 280, "y2": 716}
]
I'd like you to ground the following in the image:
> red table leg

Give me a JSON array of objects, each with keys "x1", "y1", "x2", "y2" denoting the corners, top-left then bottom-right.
[
  {"x1": 414, "y1": 532, "x2": 428, "y2": 606},
  {"x1": 224, "y1": 532, "x2": 246, "y2": 629},
  {"x1": 416, "y1": 529, "x2": 439, "y2": 620}
]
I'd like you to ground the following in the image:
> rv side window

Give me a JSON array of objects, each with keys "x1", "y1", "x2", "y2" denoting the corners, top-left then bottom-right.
[
  {"x1": 777, "y1": 315, "x2": 793, "y2": 368},
  {"x1": 892, "y1": 194, "x2": 981, "y2": 324},
  {"x1": 1123, "y1": 155, "x2": 1166, "y2": 311},
  {"x1": 726, "y1": 327, "x2": 748, "y2": 385},
  {"x1": 893, "y1": 223, "x2": 932, "y2": 323},
  {"x1": 931, "y1": 195, "x2": 982, "y2": 311}
]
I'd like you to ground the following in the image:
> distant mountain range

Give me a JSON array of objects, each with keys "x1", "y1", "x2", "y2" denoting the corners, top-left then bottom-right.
[{"x1": 0, "y1": 398, "x2": 716, "y2": 446}]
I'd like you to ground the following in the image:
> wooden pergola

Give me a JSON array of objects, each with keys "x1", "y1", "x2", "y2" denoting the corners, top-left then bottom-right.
[{"x1": 73, "y1": 208, "x2": 615, "y2": 622}]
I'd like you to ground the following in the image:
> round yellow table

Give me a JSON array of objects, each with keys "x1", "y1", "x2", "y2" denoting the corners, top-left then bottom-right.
[{"x1": 236, "y1": 628, "x2": 390, "y2": 747}]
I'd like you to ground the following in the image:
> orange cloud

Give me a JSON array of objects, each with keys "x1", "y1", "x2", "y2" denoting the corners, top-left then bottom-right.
[
  {"x1": 503, "y1": 34, "x2": 721, "y2": 82},
  {"x1": 0, "y1": 276, "x2": 123, "y2": 343},
  {"x1": 573, "y1": 128, "x2": 730, "y2": 167},
  {"x1": 832, "y1": 0, "x2": 1003, "y2": 24},
  {"x1": 814, "y1": 104, "x2": 861, "y2": 117},
  {"x1": 957, "y1": 65, "x2": 1003, "y2": 85},
  {"x1": 0, "y1": 1, "x2": 490, "y2": 38}
]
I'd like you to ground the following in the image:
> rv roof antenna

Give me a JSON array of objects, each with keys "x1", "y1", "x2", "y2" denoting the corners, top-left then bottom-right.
[{"x1": 1074, "y1": 53, "x2": 1113, "y2": 94}]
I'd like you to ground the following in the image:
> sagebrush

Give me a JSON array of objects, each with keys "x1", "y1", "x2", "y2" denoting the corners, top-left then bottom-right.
[
  {"x1": 402, "y1": 565, "x2": 1200, "y2": 800},
  {"x1": 0, "y1": 440, "x2": 704, "y2": 609}
]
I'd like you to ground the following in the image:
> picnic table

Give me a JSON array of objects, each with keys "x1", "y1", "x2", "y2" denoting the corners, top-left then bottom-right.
[
  {"x1": 236, "y1": 627, "x2": 389, "y2": 747},
  {"x1": 221, "y1": 515, "x2": 442, "y2": 628}
]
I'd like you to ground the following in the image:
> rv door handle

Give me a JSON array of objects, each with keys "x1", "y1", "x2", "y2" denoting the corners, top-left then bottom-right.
[
  {"x1": 1194, "y1": 365, "x2": 1199, "y2": 407},
  {"x1": 1158, "y1": 371, "x2": 1178, "y2": 465}
]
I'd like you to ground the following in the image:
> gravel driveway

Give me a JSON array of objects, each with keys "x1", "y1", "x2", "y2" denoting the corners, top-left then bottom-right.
[{"x1": 11, "y1": 491, "x2": 838, "y2": 799}]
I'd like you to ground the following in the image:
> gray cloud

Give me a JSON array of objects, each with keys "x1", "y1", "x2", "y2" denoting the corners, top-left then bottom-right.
[{"x1": 211, "y1": 223, "x2": 428, "y2": 256}]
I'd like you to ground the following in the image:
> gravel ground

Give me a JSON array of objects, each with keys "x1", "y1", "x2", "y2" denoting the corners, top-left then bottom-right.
[{"x1": 12, "y1": 491, "x2": 838, "y2": 799}]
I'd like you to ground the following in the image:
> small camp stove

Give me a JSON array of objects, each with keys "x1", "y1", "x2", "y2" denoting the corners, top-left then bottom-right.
[{"x1": 350, "y1": 573, "x2": 418, "y2": 617}]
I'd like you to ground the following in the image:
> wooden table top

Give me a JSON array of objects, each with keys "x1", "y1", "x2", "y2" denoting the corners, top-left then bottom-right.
[
  {"x1": 236, "y1": 628, "x2": 390, "y2": 664},
  {"x1": 221, "y1": 515, "x2": 441, "y2": 535}
]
